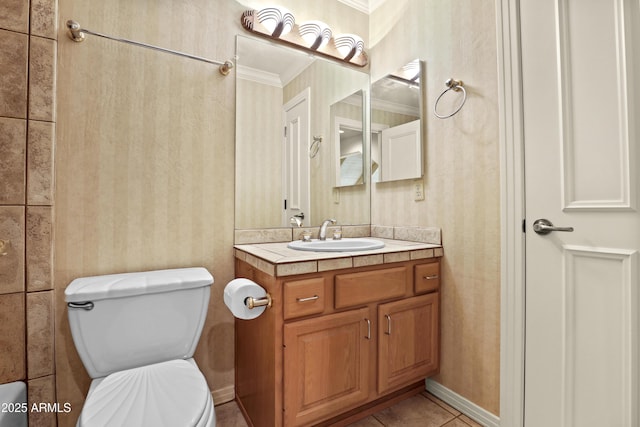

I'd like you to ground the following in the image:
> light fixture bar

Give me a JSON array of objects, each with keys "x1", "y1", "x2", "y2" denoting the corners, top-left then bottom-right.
[{"x1": 241, "y1": 10, "x2": 367, "y2": 67}]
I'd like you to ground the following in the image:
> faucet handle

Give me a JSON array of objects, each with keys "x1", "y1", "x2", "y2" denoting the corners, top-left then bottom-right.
[{"x1": 290, "y1": 216, "x2": 303, "y2": 227}]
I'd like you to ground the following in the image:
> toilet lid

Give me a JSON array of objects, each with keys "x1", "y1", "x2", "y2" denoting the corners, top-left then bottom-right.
[{"x1": 80, "y1": 359, "x2": 211, "y2": 427}]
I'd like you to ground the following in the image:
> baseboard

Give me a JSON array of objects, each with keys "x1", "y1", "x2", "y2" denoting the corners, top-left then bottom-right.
[
  {"x1": 212, "y1": 385, "x2": 235, "y2": 405},
  {"x1": 425, "y1": 379, "x2": 500, "y2": 427}
]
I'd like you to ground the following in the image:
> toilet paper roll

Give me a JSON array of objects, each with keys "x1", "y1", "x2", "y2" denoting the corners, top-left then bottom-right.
[{"x1": 224, "y1": 278, "x2": 267, "y2": 320}]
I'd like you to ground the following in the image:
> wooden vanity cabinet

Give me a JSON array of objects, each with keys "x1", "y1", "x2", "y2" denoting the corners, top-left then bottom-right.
[
  {"x1": 378, "y1": 293, "x2": 439, "y2": 394},
  {"x1": 234, "y1": 256, "x2": 441, "y2": 427},
  {"x1": 283, "y1": 307, "x2": 372, "y2": 426}
]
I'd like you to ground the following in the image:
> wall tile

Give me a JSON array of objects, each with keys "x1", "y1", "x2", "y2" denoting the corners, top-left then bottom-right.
[
  {"x1": 27, "y1": 120, "x2": 54, "y2": 205},
  {"x1": 26, "y1": 207, "x2": 53, "y2": 291},
  {"x1": 30, "y1": 0, "x2": 57, "y2": 39},
  {"x1": 28, "y1": 36, "x2": 56, "y2": 122},
  {"x1": 235, "y1": 228, "x2": 293, "y2": 244},
  {"x1": 0, "y1": 29, "x2": 29, "y2": 119},
  {"x1": 318, "y1": 257, "x2": 352, "y2": 272},
  {"x1": 383, "y1": 251, "x2": 411, "y2": 263},
  {"x1": 28, "y1": 375, "x2": 57, "y2": 427},
  {"x1": 341, "y1": 225, "x2": 371, "y2": 238},
  {"x1": 371, "y1": 225, "x2": 394, "y2": 239},
  {"x1": 0, "y1": 0, "x2": 29, "y2": 34},
  {"x1": 0, "y1": 117, "x2": 27, "y2": 204},
  {"x1": 353, "y1": 254, "x2": 384, "y2": 268},
  {"x1": 410, "y1": 248, "x2": 435, "y2": 260},
  {"x1": 26, "y1": 290, "x2": 54, "y2": 378},
  {"x1": 0, "y1": 292, "x2": 26, "y2": 383},
  {"x1": 276, "y1": 261, "x2": 317, "y2": 276},
  {"x1": 0, "y1": 206, "x2": 25, "y2": 294}
]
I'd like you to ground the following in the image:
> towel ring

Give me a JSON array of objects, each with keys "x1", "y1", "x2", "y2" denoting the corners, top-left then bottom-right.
[
  {"x1": 434, "y1": 78, "x2": 467, "y2": 119},
  {"x1": 309, "y1": 136, "x2": 322, "y2": 158}
]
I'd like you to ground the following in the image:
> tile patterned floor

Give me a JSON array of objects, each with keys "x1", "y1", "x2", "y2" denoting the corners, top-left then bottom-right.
[{"x1": 215, "y1": 391, "x2": 483, "y2": 427}]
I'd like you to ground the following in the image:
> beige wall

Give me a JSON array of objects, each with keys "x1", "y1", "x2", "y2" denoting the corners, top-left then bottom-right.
[
  {"x1": 0, "y1": 0, "x2": 58, "y2": 426},
  {"x1": 370, "y1": 0, "x2": 501, "y2": 415},
  {"x1": 236, "y1": 78, "x2": 283, "y2": 229},
  {"x1": 54, "y1": 0, "x2": 244, "y2": 425}
]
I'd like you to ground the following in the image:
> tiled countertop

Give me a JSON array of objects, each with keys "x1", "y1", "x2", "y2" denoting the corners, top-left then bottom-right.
[{"x1": 235, "y1": 238, "x2": 444, "y2": 277}]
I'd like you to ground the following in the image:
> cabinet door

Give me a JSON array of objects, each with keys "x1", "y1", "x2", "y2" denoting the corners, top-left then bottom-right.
[
  {"x1": 378, "y1": 293, "x2": 439, "y2": 394},
  {"x1": 283, "y1": 308, "x2": 371, "y2": 426}
]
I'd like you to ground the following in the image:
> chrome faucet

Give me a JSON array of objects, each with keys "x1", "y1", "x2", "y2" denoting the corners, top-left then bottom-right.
[
  {"x1": 318, "y1": 219, "x2": 337, "y2": 241},
  {"x1": 289, "y1": 212, "x2": 305, "y2": 227}
]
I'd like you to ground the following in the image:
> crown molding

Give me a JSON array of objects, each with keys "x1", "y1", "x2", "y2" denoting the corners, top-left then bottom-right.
[
  {"x1": 337, "y1": 0, "x2": 370, "y2": 14},
  {"x1": 338, "y1": 0, "x2": 386, "y2": 14},
  {"x1": 371, "y1": 97, "x2": 420, "y2": 117},
  {"x1": 236, "y1": 65, "x2": 282, "y2": 88}
]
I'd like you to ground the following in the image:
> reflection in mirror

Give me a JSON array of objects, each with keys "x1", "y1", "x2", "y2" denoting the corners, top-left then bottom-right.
[
  {"x1": 331, "y1": 90, "x2": 365, "y2": 187},
  {"x1": 371, "y1": 59, "x2": 425, "y2": 182},
  {"x1": 235, "y1": 35, "x2": 370, "y2": 229}
]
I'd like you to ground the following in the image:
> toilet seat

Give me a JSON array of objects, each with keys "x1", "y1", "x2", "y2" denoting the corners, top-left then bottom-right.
[{"x1": 79, "y1": 359, "x2": 214, "y2": 427}]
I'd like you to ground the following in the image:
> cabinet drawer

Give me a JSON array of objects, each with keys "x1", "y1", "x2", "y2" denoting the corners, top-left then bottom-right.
[
  {"x1": 335, "y1": 266, "x2": 408, "y2": 309},
  {"x1": 284, "y1": 277, "x2": 326, "y2": 320},
  {"x1": 415, "y1": 262, "x2": 440, "y2": 294}
]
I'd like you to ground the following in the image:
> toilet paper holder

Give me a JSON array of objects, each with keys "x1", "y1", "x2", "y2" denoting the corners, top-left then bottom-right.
[{"x1": 244, "y1": 293, "x2": 272, "y2": 310}]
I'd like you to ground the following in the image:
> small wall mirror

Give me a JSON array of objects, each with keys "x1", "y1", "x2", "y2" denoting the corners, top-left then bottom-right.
[
  {"x1": 371, "y1": 59, "x2": 425, "y2": 182},
  {"x1": 331, "y1": 90, "x2": 365, "y2": 187}
]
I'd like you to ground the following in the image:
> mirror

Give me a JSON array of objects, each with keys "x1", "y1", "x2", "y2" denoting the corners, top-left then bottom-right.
[
  {"x1": 331, "y1": 90, "x2": 365, "y2": 187},
  {"x1": 370, "y1": 59, "x2": 425, "y2": 182},
  {"x1": 235, "y1": 35, "x2": 370, "y2": 229}
]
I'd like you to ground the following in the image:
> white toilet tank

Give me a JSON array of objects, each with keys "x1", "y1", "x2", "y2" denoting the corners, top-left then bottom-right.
[{"x1": 65, "y1": 267, "x2": 213, "y2": 379}]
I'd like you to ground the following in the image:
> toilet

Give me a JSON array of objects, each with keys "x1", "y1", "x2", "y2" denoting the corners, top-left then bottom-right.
[{"x1": 65, "y1": 267, "x2": 216, "y2": 427}]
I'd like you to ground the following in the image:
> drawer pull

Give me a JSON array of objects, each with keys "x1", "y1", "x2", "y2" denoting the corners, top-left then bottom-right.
[
  {"x1": 385, "y1": 314, "x2": 392, "y2": 335},
  {"x1": 423, "y1": 274, "x2": 439, "y2": 280},
  {"x1": 365, "y1": 318, "x2": 371, "y2": 340},
  {"x1": 296, "y1": 295, "x2": 320, "y2": 303}
]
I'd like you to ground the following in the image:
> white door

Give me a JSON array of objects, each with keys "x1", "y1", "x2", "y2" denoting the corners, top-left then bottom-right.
[
  {"x1": 283, "y1": 88, "x2": 311, "y2": 226},
  {"x1": 522, "y1": 1, "x2": 640, "y2": 426},
  {"x1": 379, "y1": 119, "x2": 422, "y2": 182}
]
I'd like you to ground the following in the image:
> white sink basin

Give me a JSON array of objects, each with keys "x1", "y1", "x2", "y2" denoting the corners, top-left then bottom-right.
[{"x1": 287, "y1": 238, "x2": 385, "y2": 252}]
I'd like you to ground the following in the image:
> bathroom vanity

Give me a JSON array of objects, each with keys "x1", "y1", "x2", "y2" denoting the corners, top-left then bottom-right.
[{"x1": 233, "y1": 238, "x2": 442, "y2": 426}]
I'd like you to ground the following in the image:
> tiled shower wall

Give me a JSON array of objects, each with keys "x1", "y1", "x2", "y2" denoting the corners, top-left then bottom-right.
[{"x1": 0, "y1": 0, "x2": 57, "y2": 426}]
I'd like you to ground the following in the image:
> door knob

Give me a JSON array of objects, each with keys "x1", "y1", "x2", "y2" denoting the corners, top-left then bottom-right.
[{"x1": 533, "y1": 218, "x2": 574, "y2": 235}]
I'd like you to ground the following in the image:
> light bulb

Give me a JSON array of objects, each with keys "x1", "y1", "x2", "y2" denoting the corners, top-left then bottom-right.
[
  {"x1": 299, "y1": 21, "x2": 332, "y2": 50},
  {"x1": 256, "y1": 6, "x2": 295, "y2": 38},
  {"x1": 334, "y1": 34, "x2": 364, "y2": 61}
]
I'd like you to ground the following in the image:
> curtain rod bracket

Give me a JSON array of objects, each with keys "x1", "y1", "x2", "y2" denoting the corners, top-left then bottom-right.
[{"x1": 67, "y1": 20, "x2": 85, "y2": 42}]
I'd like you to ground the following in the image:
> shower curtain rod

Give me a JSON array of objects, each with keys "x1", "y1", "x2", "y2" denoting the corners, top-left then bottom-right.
[{"x1": 65, "y1": 20, "x2": 234, "y2": 76}]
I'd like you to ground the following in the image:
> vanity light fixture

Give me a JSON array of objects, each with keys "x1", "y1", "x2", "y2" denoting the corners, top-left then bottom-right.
[
  {"x1": 394, "y1": 59, "x2": 421, "y2": 82},
  {"x1": 240, "y1": 8, "x2": 367, "y2": 67},
  {"x1": 387, "y1": 58, "x2": 421, "y2": 89},
  {"x1": 299, "y1": 21, "x2": 332, "y2": 50}
]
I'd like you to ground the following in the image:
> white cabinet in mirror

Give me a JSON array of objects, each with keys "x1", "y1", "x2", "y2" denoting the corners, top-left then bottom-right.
[{"x1": 371, "y1": 59, "x2": 425, "y2": 183}]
